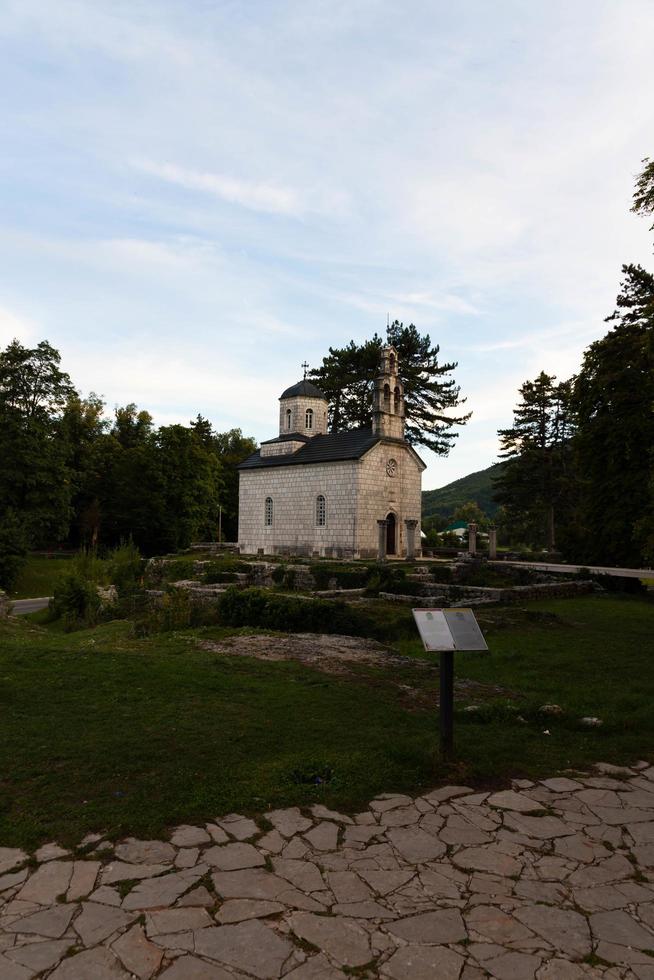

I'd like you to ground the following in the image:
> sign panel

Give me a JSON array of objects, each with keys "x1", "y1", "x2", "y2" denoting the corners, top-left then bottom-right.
[
  {"x1": 413, "y1": 607, "x2": 488, "y2": 652},
  {"x1": 412, "y1": 609, "x2": 455, "y2": 651},
  {"x1": 443, "y1": 608, "x2": 488, "y2": 651}
]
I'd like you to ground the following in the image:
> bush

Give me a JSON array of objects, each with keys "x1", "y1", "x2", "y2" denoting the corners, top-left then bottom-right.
[
  {"x1": 71, "y1": 549, "x2": 107, "y2": 585},
  {"x1": 132, "y1": 588, "x2": 222, "y2": 636},
  {"x1": 218, "y1": 587, "x2": 367, "y2": 636},
  {"x1": 364, "y1": 564, "x2": 407, "y2": 596},
  {"x1": 271, "y1": 564, "x2": 296, "y2": 589},
  {"x1": 431, "y1": 565, "x2": 454, "y2": 584},
  {"x1": 203, "y1": 558, "x2": 249, "y2": 583},
  {"x1": 107, "y1": 540, "x2": 143, "y2": 595},
  {"x1": 310, "y1": 563, "x2": 369, "y2": 590},
  {"x1": 0, "y1": 509, "x2": 28, "y2": 592},
  {"x1": 204, "y1": 570, "x2": 239, "y2": 584},
  {"x1": 50, "y1": 572, "x2": 102, "y2": 631},
  {"x1": 587, "y1": 572, "x2": 646, "y2": 595}
]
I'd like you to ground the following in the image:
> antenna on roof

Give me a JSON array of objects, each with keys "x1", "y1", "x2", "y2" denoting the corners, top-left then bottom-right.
[{"x1": 301, "y1": 361, "x2": 309, "y2": 380}]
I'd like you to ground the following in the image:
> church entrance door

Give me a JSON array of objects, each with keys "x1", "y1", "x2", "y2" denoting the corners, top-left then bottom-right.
[{"x1": 386, "y1": 512, "x2": 396, "y2": 555}]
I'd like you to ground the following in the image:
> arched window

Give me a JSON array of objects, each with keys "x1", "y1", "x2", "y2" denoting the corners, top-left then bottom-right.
[
  {"x1": 305, "y1": 408, "x2": 313, "y2": 429},
  {"x1": 389, "y1": 353, "x2": 396, "y2": 373},
  {"x1": 264, "y1": 496, "x2": 273, "y2": 527},
  {"x1": 383, "y1": 383, "x2": 391, "y2": 403},
  {"x1": 316, "y1": 494, "x2": 326, "y2": 527},
  {"x1": 286, "y1": 408, "x2": 292, "y2": 430},
  {"x1": 394, "y1": 386, "x2": 401, "y2": 410}
]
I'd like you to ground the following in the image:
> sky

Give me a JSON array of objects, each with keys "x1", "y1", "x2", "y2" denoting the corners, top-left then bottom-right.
[{"x1": 1, "y1": 0, "x2": 653, "y2": 490}]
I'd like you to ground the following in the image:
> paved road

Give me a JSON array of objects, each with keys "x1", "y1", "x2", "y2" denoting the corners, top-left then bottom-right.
[
  {"x1": 11, "y1": 596, "x2": 51, "y2": 615},
  {"x1": 495, "y1": 560, "x2": 653, "y2": 579}
]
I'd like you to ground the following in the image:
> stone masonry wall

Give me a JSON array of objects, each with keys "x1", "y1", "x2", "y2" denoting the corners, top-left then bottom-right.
[
  {"x1": 238, "y1": 440, "x2": 423, "y2": 558},
  {"x1": 355, "y1": 442, "x2": 423, "y2": 557},
  {"x1": 238, "y1": 460, "x2": 359, "y2": 556},
  {"x1": 260, "y1": 439, "x2": 306, "y2": 458},
  {"x1": 278, "y1": 396, "x2": 328, "y2": 437}
]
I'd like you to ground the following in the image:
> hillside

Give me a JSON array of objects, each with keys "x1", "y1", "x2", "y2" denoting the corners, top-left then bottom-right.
[{"x1": 422, "y1": 462, "x2": 504, "y2": 520}]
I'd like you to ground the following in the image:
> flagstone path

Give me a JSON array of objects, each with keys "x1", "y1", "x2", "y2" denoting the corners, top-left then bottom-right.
[{"x1": 2, "y1": 762, "x2": 654, "y2": 979}]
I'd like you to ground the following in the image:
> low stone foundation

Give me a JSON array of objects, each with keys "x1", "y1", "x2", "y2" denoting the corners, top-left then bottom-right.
[
  {"x1": 379, "y1": 580, "x2": 595, "y2": 607},
  {"x1": 379, "y1": 592, "x2": 446, "y2": 607}
]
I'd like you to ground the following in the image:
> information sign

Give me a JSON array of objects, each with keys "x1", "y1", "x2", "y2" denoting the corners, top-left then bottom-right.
[
  {"x1": 412, "y1": 607, "x2": 488, "y2": 758},
  {"x1": 412, "y1": 609, "x2": 454, "y2": 650},
  {"x1": 443, "y1": 609, "x2": 488, "y2": 651},
  {"x1": 412, "y1": 608, "x2": 488, "y2": 652}
]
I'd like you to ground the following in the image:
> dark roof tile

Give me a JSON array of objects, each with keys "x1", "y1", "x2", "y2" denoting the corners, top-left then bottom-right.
[
  {"x1": 238, "y1": 427, "x2": 380, "y2": 469},
  {"x1": 279, "y1": 380, "x2": 327, "y2": 400}
]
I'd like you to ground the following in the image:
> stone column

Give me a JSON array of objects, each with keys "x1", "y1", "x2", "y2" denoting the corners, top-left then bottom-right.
[
  {"x1": 488, "y1": 524, "x2": 497, "y2": 560},
  {"x1": 467, "y1": 522, "x2": 477, "y2": 556},
  {"x1": 404, "y1": 519, "x2": 418, "y2": 561},
  {"x1": 377, "y1": 520, "x2": 388, "y2": 561}
]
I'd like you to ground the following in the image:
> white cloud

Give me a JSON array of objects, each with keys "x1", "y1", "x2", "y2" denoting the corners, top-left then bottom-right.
[
  {"x1": 0, "y1": 305, "x2": 38, "y2": 346},
  {"x1": 134, "y1": 160, "x2": 303, "y2": 217},
  {"x1": 1, "y1": 0, "x2": 654, "y2": 489}
]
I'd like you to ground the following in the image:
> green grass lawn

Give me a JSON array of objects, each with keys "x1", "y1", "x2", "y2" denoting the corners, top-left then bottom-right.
[
  {"x1": 0, "y1": 594, "x2": 652, "y2": 850},
  {"x1": 11, "y1": 555, "x2": 74, "y2": 598}
]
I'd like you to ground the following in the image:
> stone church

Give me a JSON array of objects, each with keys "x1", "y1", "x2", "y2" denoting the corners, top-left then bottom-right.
[{"x1": 237, "y1": 346, "x2": 425, "y2": 558}]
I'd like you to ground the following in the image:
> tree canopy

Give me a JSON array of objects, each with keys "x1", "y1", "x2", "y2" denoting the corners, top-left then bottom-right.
[
  {"x1": 0, "y1": 339, "x2": 257, "y2": 589},
  {"x1": 632, "y1": 157, "x2": 654, "y2": 233},
  {"x1": 572, "y1": 265, "x2": 654, "y2": 565},
  {"x1": 494, "y1": 372, "x2": 575, "y2": 551},
  {"x1": 309, "y1": 321, "x2": 470, "y2": 454},
  {"x1": 494, "y1": 156, "x2": 654, "y2": 564}
]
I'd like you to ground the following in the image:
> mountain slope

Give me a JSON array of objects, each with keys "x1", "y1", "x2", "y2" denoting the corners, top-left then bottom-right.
[{"x1": 422, "y1": 462, "x2": 504, "y2": 519}]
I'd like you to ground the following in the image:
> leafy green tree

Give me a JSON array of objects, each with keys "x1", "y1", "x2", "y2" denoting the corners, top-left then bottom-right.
[
  {"x1": 452, "y1": 500, "x2": 488, "y2": 529},
  {"x1": 632, "y1": 157, "x2": 654, "y2": 233},
  {"x1": 60, "y1": 393, "x2": 109, "y2": 548},
  {"x1": 494, "y1": 372, "x2": 576, "y2": 551},
  {"x1": 309, "y1": 321, "x2": 470, "y2": 454},
  {"x1": 157, "y1": 422, "x2": 224, "y2": 550},
  {"x1": 572, "y1": 265, "x2": 654, "y2": 565},
  {"x1": 97, "y1": 404, "x2": 167, "y2": 552},
  {"x1": 0, "y1": 509, "x2": 29, "y2": 591},
  {"x1": 0, "y1": 340, "x2": 74, "y2": 552},
  {"x1": 211, "y1": 426, "x2": 258, "y2": 541}
]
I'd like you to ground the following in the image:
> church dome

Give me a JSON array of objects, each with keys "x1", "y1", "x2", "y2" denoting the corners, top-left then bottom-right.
[{"x1": 279, "y1": 379, "x2": 327, "y2": 401}]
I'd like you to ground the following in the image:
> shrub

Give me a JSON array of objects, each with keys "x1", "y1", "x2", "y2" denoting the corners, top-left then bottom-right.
[
  {"x1": 218, "y1": 587, "x2": 366, "y2": 636},
  {"x1": 587, "y1": 572, "x2": 645, "y2": 595},
  {"x1": 430, "y1": 565, "x2": 454, "y2": 584},
  {"x1": 310, "y1": 563, "x2": 369, "y2": 590},
  {"x1": 161, "y1": 558, "x2": 197, "y2": 582},
  {"x1": 71, "y1": 549, "x2": 107, "y2": 585},
  {"x1": 0, "y1": 509, "x2": 28, "y2": 592},
  {"x1": 50, "y1": 573, "x2": 102, "y2": 631},
  {"x1": 364, "y1": 564, "x2": 407, "y2": 596},
  {"x1": 204, "y1": 570, "x2": 239, "y2": 584},
  {"x1": 132, "y1": 588, "x2": 223, "y2": 636},
  {"x1": 203, "y1": 559, "x2": 250, "y2": 582},
  {"x1": 107, "y1": 540, "x2": 143, "y2": 595},
  {"x1": 271, "y1": 564, "x2": 297, "y2": 589}
]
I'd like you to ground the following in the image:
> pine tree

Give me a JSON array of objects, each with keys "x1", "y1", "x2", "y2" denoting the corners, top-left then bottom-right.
[
  {"x1": 572, "y1": 265, "x2": 654, "y2": 565},
  {"x1": 494, "y1": 372, "x2": 576, "y2": 551},
  {"x1": 309, "y1": 322, "x2": 469, "y2": 454}
]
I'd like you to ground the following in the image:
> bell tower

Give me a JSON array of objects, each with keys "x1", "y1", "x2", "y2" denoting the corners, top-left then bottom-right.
[{"x1": 372, "y1": 345, "x2": 405, "y2": 439}]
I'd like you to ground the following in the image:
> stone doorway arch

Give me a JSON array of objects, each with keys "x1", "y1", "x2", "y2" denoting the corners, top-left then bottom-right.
[{"x1": 386, "y1": 512, "x2": 396, "y2": 555}]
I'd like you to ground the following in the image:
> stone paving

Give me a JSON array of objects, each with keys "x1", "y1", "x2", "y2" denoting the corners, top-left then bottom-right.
[{"x1": 2, "y1": 762, "x2": 654, "y2": 979}]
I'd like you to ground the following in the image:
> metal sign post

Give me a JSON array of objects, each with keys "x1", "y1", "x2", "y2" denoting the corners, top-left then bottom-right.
[{"x1": 412, "y1": 608, "x2": 488, "y2": 759}]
